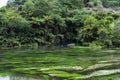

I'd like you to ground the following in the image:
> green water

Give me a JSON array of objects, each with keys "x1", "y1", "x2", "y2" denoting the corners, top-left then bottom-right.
[{"x1": 0, "y1": 47, "x2": 120, "y2": 80}]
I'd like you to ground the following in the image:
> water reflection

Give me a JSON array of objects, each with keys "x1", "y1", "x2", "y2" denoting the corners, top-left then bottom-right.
[
  {"x1": 0, "y1": 74, "x2": 60, "y2": 80},
  {"x1": 0, "y1": 75, "x2": 45, "y2": 80},
  {"x1": 0, "y1": 76, "x2": 10, "y2": 80},
  {"x1": 10, "y1": 76, "x2": 44, "y2": 80},
  {"x1": 1, "y1": 74, "x2": 119, "y2": 80}
]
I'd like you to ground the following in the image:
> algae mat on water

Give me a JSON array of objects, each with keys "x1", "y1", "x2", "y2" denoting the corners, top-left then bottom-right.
[{"x1": 0, "y1": 47, "x2": 120, "y2": 80}]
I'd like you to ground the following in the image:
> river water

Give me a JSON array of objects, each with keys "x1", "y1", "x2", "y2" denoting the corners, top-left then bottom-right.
[{"x1": 0, "y1": 47, "x2": 120, "y2": 80}]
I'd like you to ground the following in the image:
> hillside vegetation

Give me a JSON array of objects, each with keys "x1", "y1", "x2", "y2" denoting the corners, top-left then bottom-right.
[{"x1": 0, "y1": 0, "x2": 120, "y2": 48}]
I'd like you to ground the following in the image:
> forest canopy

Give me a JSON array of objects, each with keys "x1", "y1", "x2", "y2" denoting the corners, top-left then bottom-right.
[{"x1": 0, "y1": 0, "x2": 120, "y2": 48}]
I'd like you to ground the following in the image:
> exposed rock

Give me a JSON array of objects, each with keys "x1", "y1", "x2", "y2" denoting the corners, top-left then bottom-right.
[
  {"x1": 103, "y1": 8, "x2": 117, "y2": 13},
  {"x1": 97, "y1": 1, "x2": 104, "y2": 8},
  {"x1": 88, "y1": 1, "x2": 120, "y2": 14},
  {"x1": 86, "y1": 2, "x2": 95, "y2": 8}
]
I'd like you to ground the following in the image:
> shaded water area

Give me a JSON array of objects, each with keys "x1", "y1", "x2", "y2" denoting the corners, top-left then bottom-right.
[{"x1": 0, "y1": 47, "x2": 120, "y2": 80}]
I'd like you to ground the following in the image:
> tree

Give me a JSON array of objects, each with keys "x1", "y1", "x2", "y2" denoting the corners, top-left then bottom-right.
[
  {"x1": 77, "y1": 13, "x2": 115, "y2": 46},
  {"x1": 21, "y1": 0, "x2": 34, "y2": 18}
]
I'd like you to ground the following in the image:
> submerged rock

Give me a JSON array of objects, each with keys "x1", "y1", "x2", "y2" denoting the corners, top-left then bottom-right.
[
  {"x1": 75, "y1": 69, "x2": 120, "y2": 80},
  {"x1": 67, "y1": 43, "x2": 75, "y2": 47},
  {"x1": 114, "y1": 78, "x2": 120, "y2": 80},
  {"x1": 83, "y1": 63, "x2": 120, "y2": 72},
  {"x1": 102, "y1": 50, "x2": 116, "y2": 53},
  {"x1": 43, "y1": 70, "x2": 81, "y2": 78},
  {"x1": 41, "y1": 66, "x2": 83, "y2": 71},
  {"x1": 99, "y1": 59, "x2": 120, "y2": 63}
]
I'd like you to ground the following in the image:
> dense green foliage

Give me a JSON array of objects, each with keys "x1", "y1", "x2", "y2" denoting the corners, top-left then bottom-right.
[
  {"x1": 0, "y1": 0, "x2": 120, "y2": 48},
  {"x1": 102, "y1": 0, "x2": 120, "y2": 7}
]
